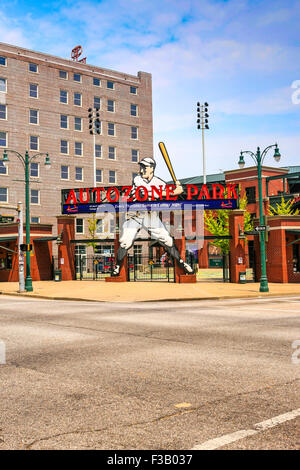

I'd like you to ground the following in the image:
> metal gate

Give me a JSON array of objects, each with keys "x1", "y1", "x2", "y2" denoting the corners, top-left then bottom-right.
[
  {"x1": 128, "y1": 254, "x2": 175, "y2": 282},
  {"x1": 75, "y1": 255, "x2": 114, "y2": 280}
]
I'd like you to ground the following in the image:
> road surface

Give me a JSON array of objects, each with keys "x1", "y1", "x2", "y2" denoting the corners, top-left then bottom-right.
[{"x1": 0, "y1": 295, "x2": 299, "y2": 450}]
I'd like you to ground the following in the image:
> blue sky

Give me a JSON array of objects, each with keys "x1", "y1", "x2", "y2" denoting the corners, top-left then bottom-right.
[{"x1": 1, "y1": 0, "x2": 300, "y2": 179}]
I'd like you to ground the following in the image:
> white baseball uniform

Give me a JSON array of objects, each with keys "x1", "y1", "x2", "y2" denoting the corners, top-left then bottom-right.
[{"x1": 119, "y1": 174, "x2": 173, "y2": 249}]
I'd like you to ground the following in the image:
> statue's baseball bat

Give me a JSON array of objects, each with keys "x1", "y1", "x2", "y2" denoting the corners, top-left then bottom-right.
[{"x1": 158, "y1": 142, "x2": 177, "y2": 183}]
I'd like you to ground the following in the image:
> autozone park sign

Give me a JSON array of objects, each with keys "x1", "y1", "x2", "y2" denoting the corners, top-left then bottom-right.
[{"x1": 61, "y1": 183, "x2": 239, "y2": 214}]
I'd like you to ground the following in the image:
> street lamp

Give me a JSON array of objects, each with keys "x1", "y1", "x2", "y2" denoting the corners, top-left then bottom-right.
[
  {"x1": 1, "y1": 149, "x2": 51, "y2": 292},
  {"x1": 238, "y1": 144, "x2": 281, "y2": 292}
]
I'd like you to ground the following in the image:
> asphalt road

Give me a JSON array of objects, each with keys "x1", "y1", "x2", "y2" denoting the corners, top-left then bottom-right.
[{"x1": 0, "y1": 295, "x2": 299, "y2": 450}]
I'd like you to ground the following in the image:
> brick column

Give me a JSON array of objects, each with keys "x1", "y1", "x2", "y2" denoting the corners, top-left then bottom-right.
[
  {"x1": 56, "y1": 216, "x2": 75, "y2": 280},
  {"x1": 229, "y1": 210, "x2": 246, "y2": 283},
  {"x1": 265, "y1": 218, "x2": 288, "y2": 283}
]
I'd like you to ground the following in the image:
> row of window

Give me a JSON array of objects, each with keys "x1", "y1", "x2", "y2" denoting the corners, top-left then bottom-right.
[
  {"x1": 0, "y1": 55, "x2": 138, "y2": 95},
  {"x1": 60, "y1": 166, "x2": 117, "y2": 184},
  {"x1": 0, "y1": 187, "x2": 40, "y2": 204},
  {"x1": 75, "y1": 219, "x2": 116, "y2": 235},
  {"x1": 0, "y1": 132, "x2": 140, "y2": 163}
]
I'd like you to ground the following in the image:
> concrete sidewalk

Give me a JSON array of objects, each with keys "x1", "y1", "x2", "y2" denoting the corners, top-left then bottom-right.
[{"x1": 0, "y1": 280, "x2": 299, "y2": 302}]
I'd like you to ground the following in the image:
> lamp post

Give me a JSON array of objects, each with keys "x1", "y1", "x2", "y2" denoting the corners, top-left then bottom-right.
[
  {"x1": 238, "y1": 144, "x2": 281, "y2": 292},
  {"x1": 1, "y1": 149, "x2": 51, "y2": 292}
]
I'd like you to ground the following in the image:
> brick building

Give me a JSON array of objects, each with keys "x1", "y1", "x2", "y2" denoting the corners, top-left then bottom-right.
[{"x1": 0, "y1": 41, "x2": 153, "y2": 251}]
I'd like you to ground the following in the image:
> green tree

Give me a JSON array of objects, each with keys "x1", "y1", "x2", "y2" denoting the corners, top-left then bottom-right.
[
  {"x1": 268, "y1": 196, "x2": 300, "y2": 216},
  {"x1": 85, "y1": 214, "x2": 98, "y2": 254},
  {"x1": 204, "y1": 192, "x2": 253, "y2": 254}
]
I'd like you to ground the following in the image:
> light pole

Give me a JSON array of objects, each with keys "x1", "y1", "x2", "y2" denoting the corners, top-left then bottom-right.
[
  {"x1": 238, "y1": 144, "x2": 281, "y2": 292},
  {"x1": 88, "y1": 107, "x2": 101, "y2": 186},
  {"x1": 2, "y1": 149, "x2": 51, "y2": 292},
  {"x1": 197, "y1": 102, "x2": 209, "y2": 185}
]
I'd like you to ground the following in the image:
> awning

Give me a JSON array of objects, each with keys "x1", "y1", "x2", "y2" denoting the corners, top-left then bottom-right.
[
  {"x1": 33, "y1": 236, "x2": 58, "y2": 242},
  {"x1": 0, "y1": 236, "x2": 17, "y2": 241}
]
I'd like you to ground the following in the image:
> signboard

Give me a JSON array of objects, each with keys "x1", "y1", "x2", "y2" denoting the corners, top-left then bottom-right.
[
  {"x1": 209, "y1": 258, "x2": 223, "y2": 268},
  {"x1": 255, "y1": 225, "x2": 267, "y2": 232},
  {"x1": 61, "y1": 183, "x2": 239, "y2": 215}
]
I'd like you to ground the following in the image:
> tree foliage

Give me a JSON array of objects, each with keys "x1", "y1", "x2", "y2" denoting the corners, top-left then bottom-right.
[
  {"x1": 204, "y1": 192, "x2": 253, "y2": 254},
  {"x1": 268, "y1": 196, "x2": 300, "y2": 216},
  {"x1": 86, "y1": 214, "x2": 98, "y2": 253}
]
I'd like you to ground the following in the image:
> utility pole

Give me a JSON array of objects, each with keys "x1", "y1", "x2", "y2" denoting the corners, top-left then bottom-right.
[{"x1": 197, "y1": 102, "x2": 209, "y2": 185}]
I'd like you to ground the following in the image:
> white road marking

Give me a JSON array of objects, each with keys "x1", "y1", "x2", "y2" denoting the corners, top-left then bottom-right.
[{"x1": 192, "y1": 408, "x2": 300, "y2": 450}]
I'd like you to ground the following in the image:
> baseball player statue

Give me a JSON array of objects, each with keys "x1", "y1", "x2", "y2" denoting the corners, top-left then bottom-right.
[{"x1": 112, "y1": 157, "x2": 193, "y2": 276}]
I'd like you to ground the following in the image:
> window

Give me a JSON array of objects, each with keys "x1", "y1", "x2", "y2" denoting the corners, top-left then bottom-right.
[
  {"x1": 0, "y1": 78, "x2": 6, "y2": 92},
  {"x1": 96, "y1": 219, "x2": 103, "y2": 234},
  {"x1": 29, "y1": 84, "x2": 38, "y2": 98},
  {"x1": 0, "y1": 131, "x2": 7, "y2": 146},
  {"x1": 94, "y1": 96, "x2": 100, "y2": 109},
  {"x1": 74, "y1": 117, "x2": 82, "y2": 131},
  {"x1": 130, "y1": 104, "x2": 137, "y2": 116},
  {"x1": 130, "y1": 86, "x2": 137, "y2": 94},
  {"x1": 75, "y1": 167, "x2": 83, "y2": 181},
  {"x1": 73, "y1": 73, "x2": 81, "y2": 82},
  {"x1": 0, "y1": 57, "x2": 6, "y2": 66},
  {"x1": 60, "y1": 114, "x2": 68, "y2": 129},
  {"x1": 134, "y1": 244, "x2": 142, "y2": 264},
  {"x1": 60, "y1": 89, "x2": 68, "y2": 104},
  {"x1": 131, "y1": 149, "x2": 138, "y2": 162},
  {"x1": 109, "y1": 170, "x2": 116, "y2": 184},
  {"x1": 76, "y1": 218, "x2": 84, "y2": 234},
  {"x1": 93, "y1": 77, "x2": 100, "y2": 86},
  {"x1": 0, "y1": 162, "x2": 7, "y2": 175},
  {"x1": 108, "y1": 122, "x2": 115, "y2": 136},
  {"x1": 131, "y1": 126, "x2": 138, "y2": 139},
  {"x1": 29, "y1": 63, "x2": 38, "y2": 73},
  {"x1": 30, "y1": 189, "x2": 39, "y2": 204},
  {"x1": 96, "y1": 169, "x2": 102, "y2": 183},
  {"x1": 107, "y1": 80, "x2": 114, "y2": 89},
  {"x1": 30, "y1": 162, "x2": 39, "y2": 177},
  {"x1": 29, "y1": 109, "x2": 39, "y2": 124},
  {"x1": 95, "y1": 144, "x2": 102, "y2": 158},
  {"x1": 109, "y1": 219, "x2": 115, "y2": 234},
  {"x1": 59, "y1": 70, "x2": 68, "y2": 79},
  {"x1": 74, "y1": 92, "x2": 82, "y2": 106},
  {"x1": 75, "y1": 142, "x2": 83, "y2": 156},
  {"x1": 60, "y1": 140, "x2": 68, "y2": 154},
  {"x1": 0, "y1": 104, "x2": 6, "y2": 119},
  {"x1": 30, "y1": 136, "x2": 39, "y2": 151},
  {"x1": 245, "y1": 186, "x2": 256, "y2": 204},
  {"x1": 61, "y1": 165, "x2": 69, "y2": 179},
  {"x1": 108, "y1": 146, "x2": 116, "y2": 160},
  {"x1": 0, "y1": 187, "x2": 8, "y2": 202},
  {"x1": 107, "y1": 100, "x2": 114, "y2": 112},
  {"x1": 31, "y1": 217, "x2": 40, "y2": 224}
]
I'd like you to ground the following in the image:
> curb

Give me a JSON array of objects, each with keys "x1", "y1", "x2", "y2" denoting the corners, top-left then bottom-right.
[{"x1": 1, "y1": 291, "x2": 299, "y2": 303}]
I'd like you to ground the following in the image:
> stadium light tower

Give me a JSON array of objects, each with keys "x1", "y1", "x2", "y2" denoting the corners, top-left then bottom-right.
[{"x1": 197, "y1": 102, "x2": 209, "y2": 185}]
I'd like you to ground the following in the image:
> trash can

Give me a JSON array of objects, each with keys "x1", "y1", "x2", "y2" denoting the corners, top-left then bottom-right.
[
  {"x1": 54, "y1": 269, "x2": 62, "y2": 282},
  {"x1": 239, "y1": 271, "x2": 246, "y2": 284}
]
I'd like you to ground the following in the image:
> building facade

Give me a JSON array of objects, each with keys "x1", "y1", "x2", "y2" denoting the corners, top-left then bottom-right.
[{"x1": 0, "y1": 41, "x2": 153, "y2": 245}]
